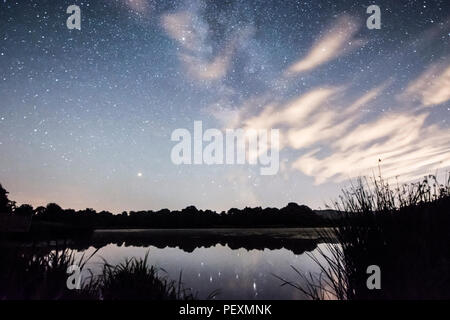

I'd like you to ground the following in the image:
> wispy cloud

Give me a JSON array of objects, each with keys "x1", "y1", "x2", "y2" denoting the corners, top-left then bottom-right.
[
  {"x1": 161, "y1": 7, "x2": 251, "y2": 82},
  {"x1": 285, "y1": 15, "x2": 365, "y2": 75},
  {"x1": 204, "y1": 9, "x2": 450, "y2": 185},
  {"x1": 230, "y1": 68, "x2": 449, "y2": 184},
  {"x1": 178, "y1": 51, "x2": 231, "y2": 80},
  {"x1": 181, "y1": 10, "x2": 450, "y2": 186},
  {"x1": 400, "y1": 61, "x2": 450, "y2": 107},
  {"x1": 293, "y1": 112, "x2": 450, "y2": 184},
  {"x1": 161, "y1": 11, "x2": 206, "y2": 52},
  {"x1": 243, "y1": 87, "x2": 340, "y2": 129}
]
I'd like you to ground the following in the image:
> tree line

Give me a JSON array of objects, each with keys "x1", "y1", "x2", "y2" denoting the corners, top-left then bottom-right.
[{"x1": 0, "y1": 183, "x2": 327, "y2": 229}]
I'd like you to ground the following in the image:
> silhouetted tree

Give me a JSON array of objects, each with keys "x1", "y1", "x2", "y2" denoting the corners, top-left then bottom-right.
[
  {"x1": 0, "y1": 183, "x2": 15, "y2": 215},
  {"x1": 14, "y1": 204, "x2": 34, "y2": 216},
  {"x1": 34, "y1": 206, "x2": 46, "y2": 216},
  {"x1": 41, "y1": 203, "x2": 63, "y2": 220}
]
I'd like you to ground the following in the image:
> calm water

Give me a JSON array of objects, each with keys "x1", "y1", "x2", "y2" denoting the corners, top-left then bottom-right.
[{"x1": 73, "y1": 229, "x2": 334, "y2": 300}]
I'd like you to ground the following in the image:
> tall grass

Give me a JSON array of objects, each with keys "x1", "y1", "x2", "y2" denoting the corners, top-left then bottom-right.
[
  {"x1": 0, "y1": 248, "x2": 198, "y2": 300},
  {"x1": 278, "y1": 173, "x2": 450, "y2": 300},
  {"x1": 91, "y1": 253, "x2": 198, "y2": 300},
  {"x1": 0, "y1": 247, "x2": 95, "y2": 299}
]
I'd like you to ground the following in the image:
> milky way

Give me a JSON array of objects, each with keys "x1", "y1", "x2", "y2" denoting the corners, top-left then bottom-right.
[{"x1": 0, "y1": 0, "x2": 449, "y2": 212}]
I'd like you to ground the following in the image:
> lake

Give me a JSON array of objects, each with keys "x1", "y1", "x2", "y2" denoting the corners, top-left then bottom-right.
[{"x1": 72, "y1": 228, "x2": 335, "y2": 299}]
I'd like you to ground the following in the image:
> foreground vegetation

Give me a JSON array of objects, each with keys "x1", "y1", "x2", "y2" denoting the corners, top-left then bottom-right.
[
  {"x1": 0, "y1": 248, "x2": 197, "y2": 300},
  {"x1": 278, "y1": 174, "x2": 450, "y2": 299}
]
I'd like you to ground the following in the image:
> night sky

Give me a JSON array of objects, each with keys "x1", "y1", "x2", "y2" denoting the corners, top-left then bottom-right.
[{"x1": 0, "y1": 0, "x2": 449, "y2": 212}]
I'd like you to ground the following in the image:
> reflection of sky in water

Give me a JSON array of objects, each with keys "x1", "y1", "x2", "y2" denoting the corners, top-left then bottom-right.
[{"x1": 75, "y1": 244, "x2": 331, "y2": 300}]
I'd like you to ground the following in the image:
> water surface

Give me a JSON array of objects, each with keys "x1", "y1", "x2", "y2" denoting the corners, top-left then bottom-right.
[{"x1": 73, "y1": 228, "x2": 333, "y2": 299}]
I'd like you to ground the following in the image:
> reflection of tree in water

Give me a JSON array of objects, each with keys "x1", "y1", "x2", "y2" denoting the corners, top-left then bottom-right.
[{"x1": 24, "y1": 230, "x2": 323, "y2": 255}]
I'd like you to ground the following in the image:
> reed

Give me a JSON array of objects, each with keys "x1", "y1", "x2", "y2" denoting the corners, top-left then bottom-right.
[
  {"x1": 277, "y1": 173, "x2": 450, "y2": 299},
  {"x1": 0, "y1": 248, "x2": 198, "y2": 300}
]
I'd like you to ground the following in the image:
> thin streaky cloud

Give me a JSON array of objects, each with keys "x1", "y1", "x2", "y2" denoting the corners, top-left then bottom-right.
[
  {"x1": 400, "y1": 62, "x2": 450, "y2": 107},
  {"x1": 285, "y1": 15, "x2": 365, "y2": 75},
  {"x1": 293, "y1": 112, "x2": 450, "y2": 184}
]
